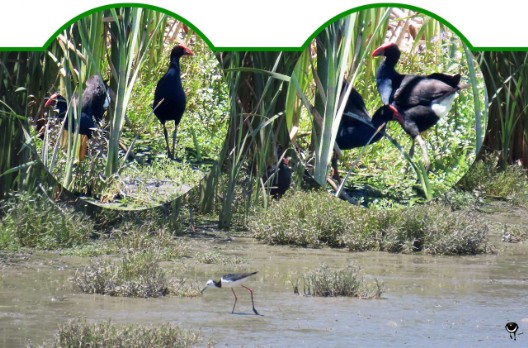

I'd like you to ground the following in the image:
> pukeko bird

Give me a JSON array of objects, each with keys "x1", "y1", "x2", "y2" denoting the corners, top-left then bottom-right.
[
  {"x1": 44, "y1": 75, "x2": 110, "y2": 161},
  {"x1": 82, "y1": 74, "x2": 111, "y2": 123},
  {"x1": 153, "y1": 44, "x2": 193, "y2": 159},
  {"x1": 263, "y1": 156, "x2": 292, "y2": 199},
  {"x1": 372, "y1": 42, "x2": 466, "y2": 170},
  {"x1": 331, "y1": 86, "x2": 402, "y2": 181},
  {"x1": 371, "y1": 42, "x2": 405, "y2": 105}
]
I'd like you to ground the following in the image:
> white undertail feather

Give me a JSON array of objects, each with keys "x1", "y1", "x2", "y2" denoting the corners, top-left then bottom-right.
[
  {"x1": 431, "y1": 92, "x2": 458, "y2": 118},
  {"x1": 103, "y1": 90, "x2": 111, "y2": 109}
]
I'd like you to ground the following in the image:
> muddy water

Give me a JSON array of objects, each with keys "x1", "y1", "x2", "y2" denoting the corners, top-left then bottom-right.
[{"x1": 1, "y1": 227, "x2": 528, "y2": 346}]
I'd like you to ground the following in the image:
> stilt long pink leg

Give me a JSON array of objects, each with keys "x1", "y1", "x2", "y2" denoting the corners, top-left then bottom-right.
[
  {"x1": 242, "y1": 285, "x2": 260, "y2": 315},
  {"x1": 231, "y1": 288, "x2": 238, "y2": 314}
]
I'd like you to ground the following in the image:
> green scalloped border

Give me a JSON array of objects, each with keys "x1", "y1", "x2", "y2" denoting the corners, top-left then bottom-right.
[{"x1": 0, "y1": 2, "x2": 525, "y2": 52}]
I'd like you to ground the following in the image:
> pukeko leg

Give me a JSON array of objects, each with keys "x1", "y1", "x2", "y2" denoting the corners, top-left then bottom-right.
[
  {"x1": 230, "y1": 288, "x2": 238, "y2": 314},
  {"x1": 415, "y1": 135, "x2": 430, "y2": 171},
  {"x1": 331, "y1": 152, "x2": 341, "y2": 182},
  {"x1": 79, "y1": 134, "x2": 89, "y2": 162},
  {"x1": 171, "y1": 124, "x2": 178, "y2": 160},
  {"x1": 162, "y1": 123, "x2": 173, "y2": 159},
  {"x1": 241, "y1": 285, "x2": 260, "y2": 315}
]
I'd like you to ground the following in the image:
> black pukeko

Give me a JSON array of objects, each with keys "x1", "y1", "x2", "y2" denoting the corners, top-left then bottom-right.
[
  {"x1": 264, "y1": 156, "x2": 292, "y2": 199},
  {"x1": 331, "y1": 86, "x2": 402, "y2": 181},
  {"x1": 153, "y1": 44, "x2": 193, "y2": 159},
  {"x1": 371, "y1": 42, "x2": 404, "y2": 105},
  {"x1": 44, "y1": 75, "x2": 110, "y2": 161},
  {"x1": 372, "y1": 42, "x2": 466, "y2": 170},
  {"x1": 82, "y1": 74, "x2": 111, "y2": 123}
]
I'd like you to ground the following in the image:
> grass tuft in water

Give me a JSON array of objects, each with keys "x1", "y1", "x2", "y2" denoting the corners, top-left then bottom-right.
[
  {"x1": 293, "y1": 263, "x2": 383, "y2": 298},
  {"x1": 251, "y1": 191, "x2": 495, "y2": 255},
  {"x1": 73, "y1": 250, "x2": 202, "y2": 298},
  {"x1": 73, "y1": 252, "x2": 169, "y2": 298},
  {"x1": 195, "y1": 250, "x2": 245, "y2": 265},
  {"x1": 33, "y1": 318, "x2": 204, "y2": 348}
]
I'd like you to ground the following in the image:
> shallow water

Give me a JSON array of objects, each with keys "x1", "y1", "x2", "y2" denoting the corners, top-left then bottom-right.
[{"x1": 1, "y1": 211, "x2": 528, "y2": 347}]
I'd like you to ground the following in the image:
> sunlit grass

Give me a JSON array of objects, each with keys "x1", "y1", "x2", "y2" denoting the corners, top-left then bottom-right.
[
  {"x1": 457, "y1": 154, "x2": 528, "y2": 205},
  {"x1": 250, "y1": 190, "x2": 495, "y2": 255},
  {"x1": 288, "y1": 8, "x2": 486, "y2": 206},
  {"x1": 35, "y1": 318, "x2": 205, "y2": 348},
  {"x1": 0, "y1": 192, "x2": 93, "y2": 250},
  {"x1": 73, "y1": 250, "x2": 202, "y2": 298},
  {"x1": 292, "y1": 263, "x2": 383, "y2": 298}
]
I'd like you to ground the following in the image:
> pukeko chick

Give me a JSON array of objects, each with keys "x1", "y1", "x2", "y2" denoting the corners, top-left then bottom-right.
[
  {"x1": 263, "y1": 156, "x2": 292, "y2": 199},
  {"x1": 153, "y1": 44, "x2": 193, "y2": 159},
  {"x1": 44, "y1": 75, "x2": 110, "y2": 161},
  {"x1": 372, "y1": 42, "x2": 466, "y2": 170},
  {"x1": 331, "y1": 86, "x2": 402, "y2": 181}
]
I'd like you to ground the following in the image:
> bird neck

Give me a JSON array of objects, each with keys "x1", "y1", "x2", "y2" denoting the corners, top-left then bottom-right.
[
  {"x1": 57, "y1": 99, "x2": 68, "y2": 116},
  {"x1": 378, "y1": 57, "x2": 399, "y2": 79},
  {"x1": 214, "y1": 280, "x2": 222, "y2": 288},
  {"x1": 384, "y1": 47, "x2": 401, "y2": 66},
  {"x1": 371, "y1": 108, "x2": 392, "y2": 128},
  {"x1": 169, "y1": 58, "x2": 183, "y2": 72}
]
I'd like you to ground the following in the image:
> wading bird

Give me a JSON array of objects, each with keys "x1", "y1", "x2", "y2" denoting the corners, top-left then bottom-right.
[{"x1": 201, "y1": 272, "x2": 260, "y2": 315}]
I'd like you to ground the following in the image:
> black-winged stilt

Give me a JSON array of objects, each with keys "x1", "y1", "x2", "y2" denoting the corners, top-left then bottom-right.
[{"x1": 201, "y1": 272, "x2": 260, "y2": 315}]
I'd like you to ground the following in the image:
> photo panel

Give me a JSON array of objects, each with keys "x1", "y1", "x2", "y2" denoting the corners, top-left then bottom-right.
[{"x1": 30, "y1": 7, "x2": 229, "y2": 209}]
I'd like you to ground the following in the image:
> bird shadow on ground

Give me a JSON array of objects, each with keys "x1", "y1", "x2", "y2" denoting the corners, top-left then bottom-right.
[{"x1": 231, "y1": 312, "x2": 264, "y2": 317}]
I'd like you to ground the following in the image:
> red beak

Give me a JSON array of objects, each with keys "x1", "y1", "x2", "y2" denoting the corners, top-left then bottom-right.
[
  {"x1": 388, "y1": 105, "x2": 404, "y2": 124},
  {"x1": 45, "y1": 92, "x2": 60, "y2": 108},
  {"x1": 372, "y1": 42, "x2": 393, "y2": 57}
]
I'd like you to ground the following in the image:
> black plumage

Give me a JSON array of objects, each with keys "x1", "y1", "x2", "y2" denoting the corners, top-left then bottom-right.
[
  {"x1": 372, "y1": 42, "x2": 466, "y2": 170},
  {"x1": 264, "y1": 157, "x2": 292, "y2": 198},
  {"x1": 153, "y1": 44, "x2": 193, "y2": 159},
  {"x1": 331, "y1": 86, "x2": 401, "y2": 181},
  {"x1": 336, "y1": 87, "x2": 400, "y2": 150},
  {"x1": 372, "y1": 42, "x2": 404, "y2": 105},
  {"x1": 82, "y1": 75, "x2": 110, "y2": 123},
  {"x1": 44, "y1": 75, "x2": 110, "y2": 161}
]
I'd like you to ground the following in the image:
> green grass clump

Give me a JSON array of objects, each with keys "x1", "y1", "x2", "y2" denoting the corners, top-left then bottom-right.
[
  {"x1": 73, "y1": 250, "x2": 202, "y2": 297},
  {"x1": 250, "y1": 191, "x2": 494, "y2": 255},
  {"x1": 378, "y1": 204, "x2": 493, "y2": 255},
  {"x1": 109, "y1": 221, "x2": 190, "y2": 260},
  {"x1": 74, "y1": 252, "x2": 169, "y2": 298},
  {"x1": 293, "y1": 263, "x2": 383, "y2": 298},
  {"x1": 250, "y1": 190, "x2": 359, "y2": 248},
  {"x1": 0, "y1": 192, "x2": 93, "y2": 250},
  {"x1": 37, "y1": 318, "x2": 203, "y2": 348},
  {"x1": 457, "y1": 156, "x2": 528, "y2": 204},
  {"x1": 195, "y1": 250, "x2": 244, "y2": 265}
]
